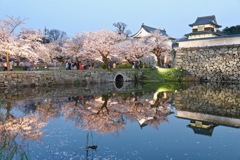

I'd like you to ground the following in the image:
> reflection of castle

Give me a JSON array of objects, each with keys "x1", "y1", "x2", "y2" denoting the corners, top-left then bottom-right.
[
  {"x1": 176, "y1": 110, "x2": 240, "y2": 136},
  {"x1": 138, "y1": 117, "x2": 155, "y2": 129},
  {"x1": 174, "y1": 84, "x2": 240, "y2": 136},
  {"x1": 187, "y1": 120, "x2": 216, "y2": 136}
]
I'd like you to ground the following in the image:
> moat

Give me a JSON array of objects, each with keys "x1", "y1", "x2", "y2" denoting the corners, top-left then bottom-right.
[{"x1": 1, "y1": 82, "x2": 240, "y2": 160}]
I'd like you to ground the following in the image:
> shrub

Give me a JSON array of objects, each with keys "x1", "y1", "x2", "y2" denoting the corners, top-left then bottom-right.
[
  {"x1": 101, "y1": 63, "x2": 107, "y2": 69},
  {"x1": 118, "y1": 63, "x2": 132, "y2": 69}
]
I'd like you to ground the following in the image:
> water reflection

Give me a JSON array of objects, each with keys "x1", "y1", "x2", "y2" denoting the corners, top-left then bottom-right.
[
  {"x1": 62, "y1": 89, "x2": 173, "y2": 134},
  {"x1": 175, "y1": 83, "x2": 240, "y2": 136},
  {"x1": 0, "y1": 82, "x2": 240, "y2": 159},
  {"x1": 0, "y1": 83, "x2": 175, "y2": 159}
]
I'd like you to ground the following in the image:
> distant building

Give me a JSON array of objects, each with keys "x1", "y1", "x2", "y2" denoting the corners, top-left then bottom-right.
[
  {"x1": 185, "y1": 15, "x2": 222, "y2": 40},
  {"x1": 132, "y1": 23, "x2": 169, "y2": 38}
]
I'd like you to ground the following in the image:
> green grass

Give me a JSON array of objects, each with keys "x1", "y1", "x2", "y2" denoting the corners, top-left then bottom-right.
[
  {"x1": 0, "y1": 134, "x2": 28, "y2": 160},
  {"x1": 117, "y1": 63, "x2": 132, "y2": 69},
  {"x1": 141, "y1": 67, "x2": 191, "y2": 82}
]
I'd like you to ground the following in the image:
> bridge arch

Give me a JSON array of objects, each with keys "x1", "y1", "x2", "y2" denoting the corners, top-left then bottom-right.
[{"x1": 114, "y1": 73, "x2": 124, "y2": 89}]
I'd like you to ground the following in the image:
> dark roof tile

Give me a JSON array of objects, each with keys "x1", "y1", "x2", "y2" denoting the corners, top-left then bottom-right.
[
  {"x1": 141, "y1": 24, "x2": 169, "y2": 36},
  {"x1": 189, "y1": 15, "x2": 221, "y2": 28}
]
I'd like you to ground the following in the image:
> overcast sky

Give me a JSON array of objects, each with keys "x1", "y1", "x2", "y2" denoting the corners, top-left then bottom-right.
[{"x1": 0, "y1": 0, "x2": 239, "y2": 38}]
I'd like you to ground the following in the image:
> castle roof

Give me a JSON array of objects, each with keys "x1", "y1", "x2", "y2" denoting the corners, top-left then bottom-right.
[
  {"x1": 142, "y1": 24, "x2": 168, "y2": 36},
  {"x1": 189, "y1": 15, "x2": 222, "y2": 28},
  {"x1": 131, "y1": 23, "x2": 169, "y2": 37}
]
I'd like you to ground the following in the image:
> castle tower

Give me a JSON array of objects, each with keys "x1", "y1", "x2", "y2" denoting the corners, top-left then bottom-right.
[{"x1": 185, "y1": 15, "x2": 222, "y2": 39}]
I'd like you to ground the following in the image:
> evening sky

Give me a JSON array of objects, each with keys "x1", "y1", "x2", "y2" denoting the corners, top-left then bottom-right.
[{"x1": 0, "y1": 0, "x2": 239, "y2": 38}]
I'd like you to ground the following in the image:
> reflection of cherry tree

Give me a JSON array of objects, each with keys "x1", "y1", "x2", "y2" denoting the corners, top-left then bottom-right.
[
  {"x1": 0, "y1": 97, "x2": 68, "y2": 159},
  {"x1": 0, "y1": 98, "x2": 65, "y2": 141},
  {"x1": 0, "y1": 114, "x2": 47, "y2": 140},
  {"x1": 62, "y1": 94, "x2": 126, "y2": 135},
  {"x1": 0, "y1": 100, "x2": 49, "y2": 160},
  {"x1": 123, "y1": 91, "x2": 172, "y2": 129},
  {"x1": 35, "y1": 99, "x2": 61, "y2": 120},
  {"x1": 83, "y1": 95, "x2": 126, "y2": 134},
  {"x1": 12, "y1": 98, "x2": 61, "y2": 121},
  {"x1": 62, "y1": 91, "x2": 173, "y2": 134},
  {"x1": 0, "y1": 101, "x2": 49, "y2": 141}
]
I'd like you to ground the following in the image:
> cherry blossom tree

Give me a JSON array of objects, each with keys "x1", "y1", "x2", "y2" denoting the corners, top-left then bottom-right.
[
  {"x1": 123, "y1": 38, "x2": 151, "y2": 65},
  {"x1": 44, "y1": 41, "x2": 64, "y2": 64},
  {"x1": 0, "y1": 16, "x2": 27, "y2": 42},
  {"x1": 145, "y1": 30, "x2": 171, "y2": 67},
  {"x1": 17, "y1": 28, "x2": 51, "y2": 62},
  {"x1": 83, "y1": 30, "x2": 125, "y2": 68},
  {"x1": 0, "y1": 16, "x2": 27, "y2": 70},
  {"x1": 43, "y1": 28, "x2": 68, "y2": 63},
  {"x1": 0, "y1": 16, "x2": 53, "y2": 69},
  {"x1": 64, "y1": 34, "x2": 85, "y2": 57}
]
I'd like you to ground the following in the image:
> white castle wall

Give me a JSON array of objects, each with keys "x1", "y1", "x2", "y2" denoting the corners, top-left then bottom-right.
[{"x1": 178, "y1": 35, "x2": 240, "y2": 48}]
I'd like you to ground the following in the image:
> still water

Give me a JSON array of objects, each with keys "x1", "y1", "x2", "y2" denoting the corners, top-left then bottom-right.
[{"x1": 0, "y1": 82, "x2": 240, "y2": 160}]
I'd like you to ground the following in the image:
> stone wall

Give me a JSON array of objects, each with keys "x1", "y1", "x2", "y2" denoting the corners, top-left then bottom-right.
[
  {"x1": 174, "y1": 44, "x2": 240, "y2": 82},
  {"x1": 0, "y1": 69, "x2": 140, "y2": 88}
]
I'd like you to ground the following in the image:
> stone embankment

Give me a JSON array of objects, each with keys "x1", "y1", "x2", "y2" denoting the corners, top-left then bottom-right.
[
  {"x1": 174, "y1": 45, "x2": 240, "y2": 82},
  {"x1": 0, "y1": 69, "x2": 140, "y2": 88}
]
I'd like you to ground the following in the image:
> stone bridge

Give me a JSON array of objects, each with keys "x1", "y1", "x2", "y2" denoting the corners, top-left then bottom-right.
[{"x1": 0, "y1": 69, "x2": 142, "y2": 88}]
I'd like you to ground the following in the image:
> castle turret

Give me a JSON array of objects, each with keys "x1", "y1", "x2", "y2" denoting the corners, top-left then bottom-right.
[{"x1": 185, "y1": 15, "x2": 222, "y2": 39}]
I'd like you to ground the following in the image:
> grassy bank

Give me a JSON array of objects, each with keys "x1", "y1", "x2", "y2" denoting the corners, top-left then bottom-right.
[{"x1": 140, "y1": 67, "x2": 195, "y2": 82}]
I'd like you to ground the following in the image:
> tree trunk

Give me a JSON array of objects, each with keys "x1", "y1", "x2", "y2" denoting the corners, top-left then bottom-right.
[
  {"x1": 6, "y1": 52, "x2": 10, "y2": 71},
  {"x1": 102, "y1": 56, "x2": 108, "y2": 69},
  {"x1": 157, "y1": 57, "x2": 161, "y2": 67},
  {"x1": 125, "y1": 57, "x2": 133, "y2": 65},
  {"x1": 97, "y1": 95, "x2": 109, "y2": 114},
  {"x1": 152, "y1": 50, "x2": 161, "y2": 67}
]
